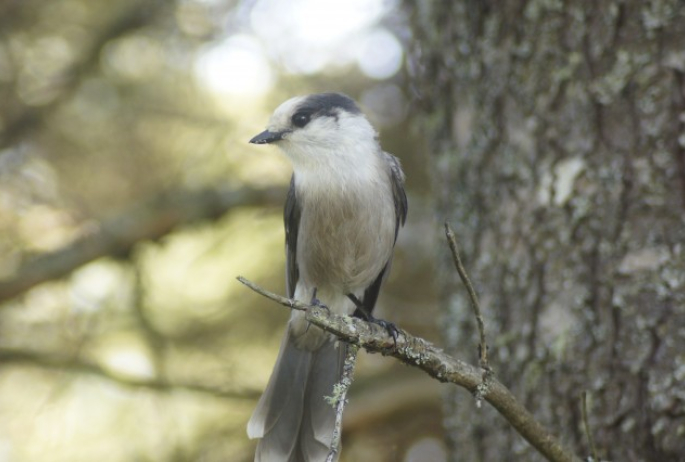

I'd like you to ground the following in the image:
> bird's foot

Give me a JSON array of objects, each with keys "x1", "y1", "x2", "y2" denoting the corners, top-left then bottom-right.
[
  {"x1": 347, "y1": 294, "x2": 399, "y2": 345},
  {"x1": 310, "y1": 288, "x2": 330, "y2": 314},
  {"x1": 367, "y1": 316, "x2": 400, "y2": 345}
]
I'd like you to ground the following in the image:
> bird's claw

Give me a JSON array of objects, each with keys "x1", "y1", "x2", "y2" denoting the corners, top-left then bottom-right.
[
  {"x1": 347, "y1": 293, "x2": 399, "y2": 346},
  {"x1": 310, "y1": 288, "x2": 330, "y2": 314},
  {"x1": 370, "y1": 318, "x2": 400, "y2": 345}
]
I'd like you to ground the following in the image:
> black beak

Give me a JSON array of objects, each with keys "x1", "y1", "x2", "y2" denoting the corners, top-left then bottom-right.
[{"x1": 249, "y1": 130, "x2": 284, "y2": 144}]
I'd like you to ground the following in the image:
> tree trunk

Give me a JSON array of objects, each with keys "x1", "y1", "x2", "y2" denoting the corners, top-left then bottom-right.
[{"x1": 408, "y1": 1, "x2": 685, "y2": 461}]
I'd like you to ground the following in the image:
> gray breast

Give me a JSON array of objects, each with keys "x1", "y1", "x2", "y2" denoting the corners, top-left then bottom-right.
[{"x1": 296, "y1": 178, "x2": 395, "y2": 292}]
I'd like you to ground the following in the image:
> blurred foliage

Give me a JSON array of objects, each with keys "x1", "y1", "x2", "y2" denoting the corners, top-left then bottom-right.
[{"x1": 0, "y1": 0, "x2": 439, "y2": 461}]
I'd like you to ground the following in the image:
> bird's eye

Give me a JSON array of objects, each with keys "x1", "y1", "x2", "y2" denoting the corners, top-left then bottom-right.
[{"x1": 291, "y1": 112, "x2": 311, "y2": 128}]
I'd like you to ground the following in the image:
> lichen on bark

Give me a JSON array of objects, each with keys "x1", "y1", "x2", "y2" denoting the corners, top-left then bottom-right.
[{"x1": 407, "y1": 1, "x2": 685, "y2": 460}]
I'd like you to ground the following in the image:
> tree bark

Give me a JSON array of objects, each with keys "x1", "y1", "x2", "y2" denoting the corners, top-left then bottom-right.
[{"x1": 408, "y1": 1, "x2": 685, "y2": 461}]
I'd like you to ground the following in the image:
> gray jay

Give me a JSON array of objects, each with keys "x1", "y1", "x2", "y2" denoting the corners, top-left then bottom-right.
[{"x1": 247, "y1": 92, "x2": 407, "y2": 462}]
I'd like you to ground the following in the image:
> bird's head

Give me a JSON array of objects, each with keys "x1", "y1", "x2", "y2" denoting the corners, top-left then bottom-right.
[{"x1": 250, "y1": 93, "x2": 378, "y2": 169}]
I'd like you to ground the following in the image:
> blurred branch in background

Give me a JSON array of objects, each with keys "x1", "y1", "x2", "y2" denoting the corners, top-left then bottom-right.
[
  {"x1": 0, "y1": 0, "x2": 167, "y2": 151},
  {"x1": 0, "y1": 185, "x2": 286, "y2": 304},
  {"x1": 0, "y1": 346, "x2": 260, "y2": 400}
]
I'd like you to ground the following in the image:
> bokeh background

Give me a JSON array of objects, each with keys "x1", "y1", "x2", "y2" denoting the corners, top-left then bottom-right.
[{"x1": 0, "y1": 1, "x2": 442, "y2": 461}]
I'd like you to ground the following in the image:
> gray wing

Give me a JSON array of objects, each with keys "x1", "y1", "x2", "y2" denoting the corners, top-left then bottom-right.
[
  {"x1": 284, "y1": 175, "x2": 301, "y2": 298},
  {"x1": 360, "y1": 152, "x2": 408, "y2": 314},
  {"x1": 385, "y1": 152, "x2": 408, "y2": 240}
]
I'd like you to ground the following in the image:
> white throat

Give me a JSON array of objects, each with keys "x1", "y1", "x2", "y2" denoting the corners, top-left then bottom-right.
[{"x1": 280, "y1": 114, "x2": 381, "y2": 189}]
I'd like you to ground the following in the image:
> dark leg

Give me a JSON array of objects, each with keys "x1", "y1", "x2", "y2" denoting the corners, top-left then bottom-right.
[{"x1": 346, "y1": 293, "x2": 363, "y2": 315}]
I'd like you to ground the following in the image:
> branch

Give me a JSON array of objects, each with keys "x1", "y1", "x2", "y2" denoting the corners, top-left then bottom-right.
[
  {"x1": 0, "y1": 185, "x2": 286, "y2": 304},
  {"x1": 237, "y1": 277, "x2": 582, "y2": 462}
]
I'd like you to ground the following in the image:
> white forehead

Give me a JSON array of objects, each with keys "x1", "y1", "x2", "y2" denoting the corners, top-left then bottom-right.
[{"x1": 267, "y1": 95, "x2": 307, "y2": 131}]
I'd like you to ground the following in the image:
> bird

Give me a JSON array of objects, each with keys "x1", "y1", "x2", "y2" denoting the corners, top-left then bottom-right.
[{"x1": 247, "y1": 92, "x2": 407, "y2": 462}]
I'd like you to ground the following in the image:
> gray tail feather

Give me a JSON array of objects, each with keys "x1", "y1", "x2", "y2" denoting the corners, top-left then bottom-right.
[{"x1": 248, "y1": 329, "x2": 346, "y2": 462}]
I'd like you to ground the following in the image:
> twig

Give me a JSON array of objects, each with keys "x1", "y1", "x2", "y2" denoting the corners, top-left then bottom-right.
[
  {"x1": 237, "y1": 276, "x2": 583, "y2": 462},
  {"x1": 581, "y1": 391, "x2": 599, "y2": 461},
  {"x1": 325, "y1": 344, "x2": 359, "y2": 462},
  {"x1": 444, "y1": 222, "x2": 489, "y2": 370},
  {"x1": 444, "y1": 223, "x2": 492, "y2": 407}
]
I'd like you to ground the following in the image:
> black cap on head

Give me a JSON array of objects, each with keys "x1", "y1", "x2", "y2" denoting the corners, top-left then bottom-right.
[{"x1": 296, "y1": 93, "x2": 361, "y2": 119}]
